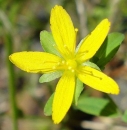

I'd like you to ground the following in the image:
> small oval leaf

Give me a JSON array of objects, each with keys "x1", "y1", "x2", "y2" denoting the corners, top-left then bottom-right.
[
  {"x1": 44, "y1": 93, "x2": 54, "y2": 116},
  {"x1": 39, "y1": 71, "x2": 62, "y2": 83},
  {"x1": 83, "y1": 61, "x2": 101, "y2": 71},
  {"x1": 40, "y1": 31, "x2": 61, "y2": 57},
  {"x1": 74, "y1": 78, "x2": 84, "y2": 105}
]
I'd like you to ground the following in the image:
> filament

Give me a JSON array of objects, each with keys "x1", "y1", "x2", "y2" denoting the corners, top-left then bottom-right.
[{"x1": 77, "y1": 67, "x2": 102, "y2": 80}]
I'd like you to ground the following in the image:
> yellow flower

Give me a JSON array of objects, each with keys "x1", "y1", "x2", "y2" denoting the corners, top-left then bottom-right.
[{"x1": 9, "y1": 5, "x2": 119, "y2": 124}]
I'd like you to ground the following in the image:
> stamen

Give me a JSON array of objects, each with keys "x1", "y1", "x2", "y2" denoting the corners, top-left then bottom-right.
[
  {"x1": 90, "y1": 71, "x2": 102, "y2": 80},
  {"x1": 42, "y1": 61, "x2": 59, "y2": 64},
  {"x1": 78, "y1": 68, "x2": 102, "y2": 80},
  {"x1": 76, "y1": 50, "x2": 89, "y2": 58},
  {"x1": 52, "y1": 66, "x2": 56, "y2": 69},
  {"x1": 64, "y1": 44, "x2": 72, "y2": 55},
  {"x1": 52, "y1": 43, "x2": 72, "y2": 59},
  {"x1": 53, "y1": 44, "x2": 59, "y2": 52},
  {"x1": 29, "y1": 67, "x2": 55, "y2": 73},
  {"x1": 75, "y1": 28, "x2": 78, "y2": 33},
  {"x1": 64, "y1": 44, "x2": 67, "y2": 47},
  {"x1": 71, "y1": 69, "x2": 75, "y2": 73},
  {"x1": 68, "y1": 66, "x2": 72, "y2": 70},
  {"x1": 39, "y1": 61, "x2": 60, "y2": 68},
  {"x1": 57, "y1": 62, "x2": 60, "y2": 65},
  {"x1": 52, "y1": 44, "x2": 66, "y2": 58},
  {"x1": 80, "y1": 50, "x2": 89, "y2": 55},
  {"x1": 62, "y1": 60, "x2": 65, "y2": 64}
]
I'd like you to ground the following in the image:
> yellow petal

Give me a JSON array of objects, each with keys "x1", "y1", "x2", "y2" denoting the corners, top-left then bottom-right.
[
  {"x1": 77, "y1": 66, "x2": 119, "y2": 94},
  {"x1": 9, "y1": 52, "x2": 61, "y2": 73},
  {"x1": 50, "y1": 5, "x2": 76, "y2": 58},
  {"x1": 52, "y1": 71, "x2": 75, "y2": 124},
  {"x1": 76, "y1": 19, "x2": 110, "y2": 62}
]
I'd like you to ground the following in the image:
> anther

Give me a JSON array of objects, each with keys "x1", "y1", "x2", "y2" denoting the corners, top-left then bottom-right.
[
  {"x1": 81, "y1": 68, "x2": 102, "y2": 80},
  {"x1": 57, "y1": 62, "x2": 60, "y2": 65},
  {"x1": 52, "y1": 66, "x2": 56, "y2": 69},
  {"x1": 62, "y1": 60, "x2": 65, "y2": 64},
  {"x1": 90, "y1": 72, "x2": 102, "y2": 80},
  {"x1": 68, "y1": 66, "x2": 72, "y2": 70},
  {"x1": 75, "y1": 28, "x2": 78, "y2": 32},
  {"x1": 71, "y1": 69, "x2": 75, "y2": 73},
  {"x1": 64, "y1": 44, "x2": 67, "y2": 48}
]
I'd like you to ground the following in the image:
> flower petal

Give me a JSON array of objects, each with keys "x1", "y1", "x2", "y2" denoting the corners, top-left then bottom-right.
[
  {"x1": 9, "y1": 52, "x2": 61, "y2": 73},
  {"x1": 52, "y1": 71, "x2": 75, "y2": 124},
  {"x1": 76, "y1": 19, "x2": 110, "y2": 62},
  {"x1": 77, "y1": 66, "x2": 119, "y2": 94},
  {"x1": 50, "y1": 5, "x2": 76, "y2": 58}
]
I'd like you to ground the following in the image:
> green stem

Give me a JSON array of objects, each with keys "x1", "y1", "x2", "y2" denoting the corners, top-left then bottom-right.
[{"x1": 5, "y1": 34, "x2": 18, "y2": 130}]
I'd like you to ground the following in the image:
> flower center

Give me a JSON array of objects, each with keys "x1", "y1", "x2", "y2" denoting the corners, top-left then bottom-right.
[
  {"x1": 66, "y1": 60, "x2": 77, "y2": 72},
  {"x1": 59, "y1": 59, "x2": 77, "y2": 73},
  {"x1": 53, "y1": 59, "x2": 78, "y2": 73}
]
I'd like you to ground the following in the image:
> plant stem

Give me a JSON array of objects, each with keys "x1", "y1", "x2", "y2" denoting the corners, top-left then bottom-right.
[
  {"x1": 75, "y1": 0, "x2": 88, "y2": 38},
  {"x1": 5, "y1": 34, "x2": 18, "y2": 130}
]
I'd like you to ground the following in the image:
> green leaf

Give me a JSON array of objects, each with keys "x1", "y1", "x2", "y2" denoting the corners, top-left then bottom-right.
[
  {"x1": 40, "y1": 31, "x2": 61, "y2": 57},
  {"x1": 91, "y1": 32, "x2": 124, "y2": 68},
  {"x1": 122, "y1": 110, "x2": 127, "y2": 122},
  {"x1": 39, "y1": 71, "x2": 62, "y2": 83},
  {"x1": 76, "y1": 94, "x2": 120, "y2": 117},
  {"x1": 44, "y1": 93, "x2": 54, "y2": 116},
  {"x1": 74, "y1": 78, "x2": 84, "y2": 105},
  {"x1": 83, "y1": 61, "x2": 101, "y2": 71}
]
